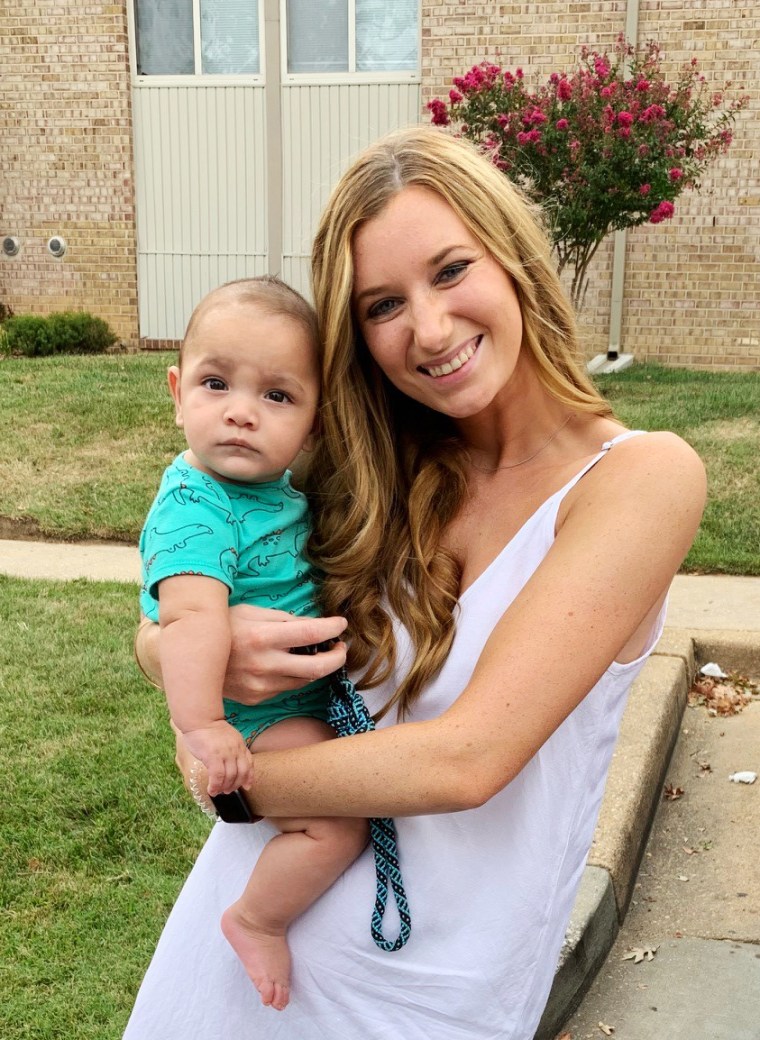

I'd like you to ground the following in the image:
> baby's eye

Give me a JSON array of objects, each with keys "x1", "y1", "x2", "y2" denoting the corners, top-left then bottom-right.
[
  {"x1": 367, "y1": 297, "x2": 400, "y2": 320},
  {"x1": 264, "y1": 389, "x2": 292, "y2": 404},
  {"x1": 436, "y1": 261, "x2": 470, "y2": 284},
  {"x1": 201, "y1": 377, "x2": 228, "y2": 391}
]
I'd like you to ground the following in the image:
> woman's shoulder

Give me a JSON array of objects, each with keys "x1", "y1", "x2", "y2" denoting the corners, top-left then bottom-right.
[{"x1": 564, "y1": 427, "x2": 706, "y2": 524}]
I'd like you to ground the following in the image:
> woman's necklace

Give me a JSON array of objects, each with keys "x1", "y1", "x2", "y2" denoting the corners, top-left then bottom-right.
[{"x1": 466, "y1": 414, "x2": 573, "y2": 474}]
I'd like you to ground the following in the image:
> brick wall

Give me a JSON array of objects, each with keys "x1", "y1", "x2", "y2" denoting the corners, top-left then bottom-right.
[
  {"x1": 0, "y1": 3, "x2": 138, "y2": 347},
  {"x1": 421, "y1": 1, "x2": 759, "y2": 369}
]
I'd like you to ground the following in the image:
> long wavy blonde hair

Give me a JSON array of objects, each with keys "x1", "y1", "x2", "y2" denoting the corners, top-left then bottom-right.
[{"x1": 307, "y1": 127, "x2": 612, "y2": 720}]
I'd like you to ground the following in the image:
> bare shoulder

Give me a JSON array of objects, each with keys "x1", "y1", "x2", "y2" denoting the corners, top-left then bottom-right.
[
  {"x1": 604, "y1": 430, "x2": 705, "y2": 498},
  {"x1": 560, "y1": 429, "x2": 706, "y2": 561},
  {"x1": 573, "y1": 430, "x2": 705, "y2": 508}
]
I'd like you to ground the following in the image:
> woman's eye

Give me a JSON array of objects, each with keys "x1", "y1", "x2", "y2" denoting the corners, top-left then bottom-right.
[
  {"x1": 265, "y1": 390, "x2": 291, "y2": 404},
  {"x1": 367, "y1": 297, "x2": 399, "y2": 320},
  {"x1": 437, "y1": 261, "x2": 469, "y2": 284},
  {"x1": 202, "y1": 377, "x2": 227, "y2": 391}
]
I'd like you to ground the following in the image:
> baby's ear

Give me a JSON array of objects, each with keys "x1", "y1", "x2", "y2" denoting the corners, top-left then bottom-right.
[
  {"x1": 302, "y1": 413, "x2": 321, "y2": 453},
  {"x1": 167, "y1": 366, "x2": 183, "y2": 427}
]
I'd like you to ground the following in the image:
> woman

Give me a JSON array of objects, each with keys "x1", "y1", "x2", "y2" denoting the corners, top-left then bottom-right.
[{"x1": 125, "y1": 127, "x2": 704, "y2": 1039}]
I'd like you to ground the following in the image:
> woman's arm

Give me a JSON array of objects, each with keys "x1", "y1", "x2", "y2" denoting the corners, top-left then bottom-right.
[
  {"x1": 135, "y1": 604, "x2": 349, "y2": 701},
  {"x1": 241, "y1": 433, "x2": 706, "y2": 820}
]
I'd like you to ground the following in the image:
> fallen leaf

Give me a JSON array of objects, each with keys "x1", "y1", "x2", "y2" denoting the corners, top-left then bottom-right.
[
  {"x1": 622, "y1": 945, "x2": 658, "y2": 964},
  {"x1": 698, "y1": 761, "x2": 713, "y2": 775},
  {"x1": 678, "y1": 875, "x2": 689, "y2": 882},
  {"x1": 663, "y1": 783, "x2": 685, "y2": 801},
  {"x1": 688, "y1": 672, "x2": 759, "y2": 716},
  {"x1": 556, "y1": 1033, "x2": 572, "y2": 1040},
  {"x1": 682, "y1": 846, "x2": 697, "y2": 855},
  {"x1": 598, "y1": 1024, "x2": 615, "y2": 1036}
]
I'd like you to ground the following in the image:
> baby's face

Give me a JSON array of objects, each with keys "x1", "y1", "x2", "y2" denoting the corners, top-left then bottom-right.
[{"x1": 168, "y1": 301, "x2": 320, "y2": 485}]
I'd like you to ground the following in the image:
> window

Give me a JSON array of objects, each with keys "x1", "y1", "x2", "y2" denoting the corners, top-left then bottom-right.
[
  {"x1": 134, "y1": 0, "x2": 261, "y2": 76},
  {"x1": 286, "y1": 0, "x2": 419, "y2": 75}
]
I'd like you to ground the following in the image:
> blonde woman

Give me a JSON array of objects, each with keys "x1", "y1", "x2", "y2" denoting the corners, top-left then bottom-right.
[{"x1": 126, "y1": 128, "x2": 704, "y2": 1040}]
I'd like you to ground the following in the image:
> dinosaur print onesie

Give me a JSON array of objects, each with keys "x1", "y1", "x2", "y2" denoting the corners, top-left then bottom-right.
[{"x1": 139, "y1": 454, "x2": 330, "y2": 740}]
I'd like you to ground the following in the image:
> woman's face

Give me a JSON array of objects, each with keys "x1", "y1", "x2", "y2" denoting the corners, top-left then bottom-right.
[{"x1": 351, "y1": 186, "x2": 524, "y2": 421}]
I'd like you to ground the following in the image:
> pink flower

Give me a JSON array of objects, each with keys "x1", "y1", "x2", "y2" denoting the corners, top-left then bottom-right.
[
  {"x1": 515, "y1": 67, "x2": 524, "y2": 79},
  {"x1": 526, "y1": 107, "x2": 547, "y2": 125},
  {"x1": 516, "y1": 129, "x2": 542, "y2": 145},
  {"x1": 640, "y1": 104, "x2": 666, "y2": 123},
  {"x1": 639, "y1": 184, "x2": 651, "y2": 196},
  {"x1": 636, "y1": 78, "x2": 650, "y2": 91},
  {"x1": 427, "y1": 98, "x2": 450, "y2": 126},
  {"x1": 569, "y1": 139, "x2": 580, "y2": 151},
  {"x1": 600, "y1": 86, "x2": 613, "y2": 99},
  {"x1": 617, "y1": 110, "x2": 634, "y2": 127},
  {"x1": 638, "y1": 144, "x2": 650, "y2": 157},
  {"x1": 594, "y1": 57, "x2": 611, "y2": 79},
  {"x1": 557, "y1": 79, "x2": 573, "y2": 100},
  {"x1": 649, "y1": 200, "x2": 675, "y2": 224},
  {"x1": 618, "y1": 126, "x2": 631, "y2": 138},
  {"x1": 555, "y1": 118, "x2": 569, "y2": 130},
  {"x1": 449, "y1": 89, "x2": 463, "y2": 104},
  {"x1": 669, "y1": 167, "x2": 684, "y2": 181}
]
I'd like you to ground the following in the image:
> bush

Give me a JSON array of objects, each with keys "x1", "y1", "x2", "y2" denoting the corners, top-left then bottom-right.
[{"x1": 1, "y1": 311, "x2": 118, "y2": 357}]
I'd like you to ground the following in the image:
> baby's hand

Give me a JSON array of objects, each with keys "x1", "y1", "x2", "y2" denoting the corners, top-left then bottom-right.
[{"x1": 181, "y1": 721, "x2": 254, "y2": 796}]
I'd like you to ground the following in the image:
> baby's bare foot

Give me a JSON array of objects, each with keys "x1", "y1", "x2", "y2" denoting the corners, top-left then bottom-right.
[{"x1": 221, "y1": 902, "x2": 291, "y2": 1011}]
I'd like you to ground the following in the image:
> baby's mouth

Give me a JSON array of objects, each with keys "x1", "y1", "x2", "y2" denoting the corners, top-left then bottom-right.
[{"x1": 419, "y1": 337, "x2": 481, "y2": 378}]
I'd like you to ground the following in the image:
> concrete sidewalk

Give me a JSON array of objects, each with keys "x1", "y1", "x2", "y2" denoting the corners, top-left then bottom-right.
[{"x1": 1, "y1": 539, "x2": 759, "y2": 1037}]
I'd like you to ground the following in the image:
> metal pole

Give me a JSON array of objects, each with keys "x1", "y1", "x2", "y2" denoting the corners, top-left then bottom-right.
[{"x1": 607, "y1": 0, "x2": 641, "y2": 361}]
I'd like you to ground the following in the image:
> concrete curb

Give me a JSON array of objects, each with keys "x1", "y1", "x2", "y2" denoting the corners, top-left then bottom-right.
[{"x1": 536, "y1": 628, "x2": 757, "y2": 1038}]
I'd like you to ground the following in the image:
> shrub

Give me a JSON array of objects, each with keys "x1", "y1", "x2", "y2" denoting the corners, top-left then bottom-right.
[
  {"x1": 429, "y1": 37, "x2": 747, "y2": 308},
  {"x1": 1, "y1": 311, "x2": 118, "y2": 357}
]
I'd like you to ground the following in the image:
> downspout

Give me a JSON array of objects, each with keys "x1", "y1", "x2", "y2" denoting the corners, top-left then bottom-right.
[{"x1": 607, "y1": 0, "x2": 640, "y2": 361}]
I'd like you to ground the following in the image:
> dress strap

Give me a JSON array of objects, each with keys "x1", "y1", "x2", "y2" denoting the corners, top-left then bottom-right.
[{"x1": 555, "y1": 430, "x2": 647, "y2": 501}]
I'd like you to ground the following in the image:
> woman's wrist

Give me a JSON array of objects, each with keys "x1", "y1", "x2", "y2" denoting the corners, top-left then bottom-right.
[{"x1": 134, "y1": 616, "x2": 163, "y2": 689}]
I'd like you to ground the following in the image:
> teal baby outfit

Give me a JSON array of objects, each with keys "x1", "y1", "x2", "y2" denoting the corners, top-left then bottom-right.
[{"x1": 139, "y1": 454, "x2": 330, "y2": 740}]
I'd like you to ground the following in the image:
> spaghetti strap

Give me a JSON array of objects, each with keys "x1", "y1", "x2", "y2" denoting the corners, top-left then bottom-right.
[{"x1": 558, "y1": 429, "x2": 647, "y2": 499}]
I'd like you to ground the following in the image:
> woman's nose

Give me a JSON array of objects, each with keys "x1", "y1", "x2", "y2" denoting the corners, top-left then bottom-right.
[{"x1": 410, "y1": 294, "x2": 452, "y2": 354}]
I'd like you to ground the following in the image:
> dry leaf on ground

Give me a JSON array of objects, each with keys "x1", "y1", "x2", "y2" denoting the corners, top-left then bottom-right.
[
  {"x1": 622, "y1": 945, "x2": 658, "y2": 964},
  {"x1": 663, "y1": 783, "x2": 685, "y2": 801},
  {"x1": 688, "y1": 672, "x2": 759, "y2": 716},
  {"x1": 598, "y1": 1023, "x2": 615, "y2": 1036}
]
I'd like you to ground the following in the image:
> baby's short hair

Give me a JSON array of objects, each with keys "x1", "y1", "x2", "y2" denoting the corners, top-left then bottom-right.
[{"x1": 182, "y1": 276, "x2": 319, "y2": 361}]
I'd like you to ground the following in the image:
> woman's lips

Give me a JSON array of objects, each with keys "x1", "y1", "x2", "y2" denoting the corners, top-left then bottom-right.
[{"x1": 419, "y1": 337, "x2": 481, "y2": 378}]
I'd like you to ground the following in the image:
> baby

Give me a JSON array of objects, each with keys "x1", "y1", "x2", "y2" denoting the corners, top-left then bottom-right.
[{"x1": 139, "y1": 277, "x2": 368, "y2": 1011}]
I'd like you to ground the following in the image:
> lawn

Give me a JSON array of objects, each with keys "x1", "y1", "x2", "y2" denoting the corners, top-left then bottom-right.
[
  {"x1": 0, "y1": 576, "x2": 210, "y2": 1039},
  {"x1": 0, "y1": 353, "x2": 758, "y2": 572}
]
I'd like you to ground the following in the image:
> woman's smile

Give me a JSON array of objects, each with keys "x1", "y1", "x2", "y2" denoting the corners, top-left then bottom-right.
[{"x1": 417, "y1": 335, "x2": 482, "y2": 379}]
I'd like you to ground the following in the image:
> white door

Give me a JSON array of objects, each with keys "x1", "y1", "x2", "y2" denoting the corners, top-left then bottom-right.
[{"x1": 129, "y1": 0, "x2": 421, "y2": 340}]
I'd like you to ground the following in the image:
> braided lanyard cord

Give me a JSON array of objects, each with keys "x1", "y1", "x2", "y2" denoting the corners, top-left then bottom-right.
[{"x1": 326, "y1": 672, "x2": 412, "y2": 952}]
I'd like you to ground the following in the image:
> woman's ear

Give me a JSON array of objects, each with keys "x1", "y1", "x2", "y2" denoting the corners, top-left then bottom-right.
[{"x1": 167, "y1": 366, "x2": 183, "y2": 428}]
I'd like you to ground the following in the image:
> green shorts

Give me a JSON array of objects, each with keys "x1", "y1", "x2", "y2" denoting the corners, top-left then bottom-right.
[{"x1": 223, "y1": 679, "x2": 332, "y2": 747}]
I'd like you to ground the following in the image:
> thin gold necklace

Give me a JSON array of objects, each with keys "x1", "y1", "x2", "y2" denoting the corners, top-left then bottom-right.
[{"x1": 467, "y1": 414, "x2": 573, "y2": 474}]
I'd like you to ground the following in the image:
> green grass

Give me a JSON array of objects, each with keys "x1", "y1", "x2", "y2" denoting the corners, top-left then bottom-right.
[
  {"x1": 0, "y1": 354, "x2": 758, "y2": 571},
  {"x1": 0, "y1": 576, "x2": 211, "y2": 1039},
  {"x1": 0, "y1": 353, "x2": 182, "y2": 541},
  {"x1": 596, "y1": 365, "x2": 760, "y2": 574}
]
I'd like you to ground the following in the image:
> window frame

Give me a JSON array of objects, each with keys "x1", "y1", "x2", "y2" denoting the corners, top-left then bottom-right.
[
  {"x1": 128, "y1": 0, "x2": 267, "y2": 86},
  {"x1": 280, "y1": 0, "x2": 421, "y2": 85}
]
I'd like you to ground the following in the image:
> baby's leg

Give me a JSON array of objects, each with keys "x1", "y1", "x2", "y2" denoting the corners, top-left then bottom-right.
[{"x1": 220, "y1": 718, "x2": 368, "y2": 1012}]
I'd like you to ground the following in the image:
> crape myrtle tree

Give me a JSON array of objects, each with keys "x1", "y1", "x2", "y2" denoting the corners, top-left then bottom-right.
[{"x1": 428, "y1": 36, "x2": 746, "y2": 309}]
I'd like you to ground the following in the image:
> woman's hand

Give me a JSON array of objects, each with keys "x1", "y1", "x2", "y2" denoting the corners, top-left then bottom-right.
[
  {"x1": 134, "y1": 605, "x2": 348, "y2": 704},
  {"x1": 225, "y1": 604, "x2": 348, "y2": 703}
]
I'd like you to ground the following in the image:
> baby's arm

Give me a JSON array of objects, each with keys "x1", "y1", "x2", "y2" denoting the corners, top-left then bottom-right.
[{"x1": 158, "y1": 574, "x2": 253, "y2": 796}]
